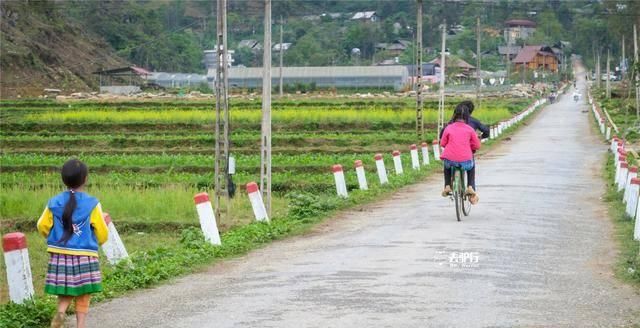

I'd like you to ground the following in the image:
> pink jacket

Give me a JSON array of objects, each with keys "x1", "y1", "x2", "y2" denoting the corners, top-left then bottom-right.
[{"x1": 440, "y1": 122, "x2": 481, "y2": 162}]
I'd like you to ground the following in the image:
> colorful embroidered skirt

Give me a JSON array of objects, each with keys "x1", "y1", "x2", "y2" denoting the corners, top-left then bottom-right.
[{"x1": 45, "y1": 253, "x2": 102, "y2": 296}]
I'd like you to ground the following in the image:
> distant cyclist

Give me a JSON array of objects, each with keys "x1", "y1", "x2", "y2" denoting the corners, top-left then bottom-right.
[
  {"x1": 439, "y1": 100, "x2": 488, "y2": 204},
  {"x1": 440, "y1": 105, "x2": 481, "y2": 204}
]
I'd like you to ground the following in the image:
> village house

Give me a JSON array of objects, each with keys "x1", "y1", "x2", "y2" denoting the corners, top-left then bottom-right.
[
  {"x1": 498, "y1": 45, "x2": 522, "y2": 61},
  {"x1": 429, "y1": 56, "x2": 476, "y2": 79},
  {"x1": 375, "y1": 40, "x2": 411, "y2": 56},
  {"x1": 512, "y1": 45, "x2": 559, "y2": 72},
  {"x1": 273, "y1": 43, "x2": 292, "y2": 52},
  {"x1": 351, "y1": 11, "x2": 378, "y2": 22},
  {"x1": 504, "y1": 19, "x2": 536, "y2": 42},
  {"x1": 237, "y1": 39, "x2": 262, "y2": 53}
]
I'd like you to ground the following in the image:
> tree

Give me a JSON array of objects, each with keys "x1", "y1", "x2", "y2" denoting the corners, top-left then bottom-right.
[
  {"x1": 528, "y1": 11, "x2": 564, "y2": 45},
  {"x1": 344, "y1": 23, "x2": 382, "y2": 59}
]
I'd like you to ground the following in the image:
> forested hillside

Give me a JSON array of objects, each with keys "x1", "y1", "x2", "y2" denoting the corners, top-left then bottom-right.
[
  {"x1": 60, "y1": 0, "x2": 638, "y2": 71},
  {"x1": 1, "y1": 0, "x2": 638, "y2": 97}
]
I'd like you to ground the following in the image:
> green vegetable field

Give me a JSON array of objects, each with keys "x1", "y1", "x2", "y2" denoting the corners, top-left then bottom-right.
[{"x1": 0, "y1": 97, "x2": 531, "y2": 304}]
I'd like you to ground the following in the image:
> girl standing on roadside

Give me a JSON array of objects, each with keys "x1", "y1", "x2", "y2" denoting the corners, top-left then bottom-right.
[{"x1": 37, "y1": 159, "x2": 108, "y2": 328}]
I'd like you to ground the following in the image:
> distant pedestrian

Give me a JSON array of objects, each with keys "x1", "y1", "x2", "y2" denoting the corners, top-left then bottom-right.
[{"x1": 37, "y1": 159, "x2": 108, "y2": 328}]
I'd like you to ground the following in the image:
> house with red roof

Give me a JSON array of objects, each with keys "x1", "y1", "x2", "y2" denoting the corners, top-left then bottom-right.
[{"x1": 512, "y1": 45, "x2": 559, "y2": 72}]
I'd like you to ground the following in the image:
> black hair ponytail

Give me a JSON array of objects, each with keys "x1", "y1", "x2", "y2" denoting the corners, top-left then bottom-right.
[
  {"x1": 59, "y1": 159, "x2": 88, "y2": 244},
  {"x1": 451, "y1": 104, "x2": 470, "y2": 124}
]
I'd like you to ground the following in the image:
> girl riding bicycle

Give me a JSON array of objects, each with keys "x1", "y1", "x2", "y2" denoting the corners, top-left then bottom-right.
[{"x1": 440, "y1": 105, "x2": 481, "y2": 204}]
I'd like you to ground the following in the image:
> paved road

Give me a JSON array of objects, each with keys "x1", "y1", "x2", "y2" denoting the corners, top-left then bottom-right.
[{"x1": 87, "y1": 69, "x2": 640, "y2": 327}]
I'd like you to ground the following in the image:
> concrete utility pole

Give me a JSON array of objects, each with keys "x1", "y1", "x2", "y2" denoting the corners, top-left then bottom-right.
[
  {"x1": 416, "y1": 0, "x2": 423, "y2": 139},
  {"x1": 476, "y1": 16, "x2": 481, "y2": 110},
  {"x1": 635, "y1": 24, "x2": 639, "y2": 119},
  {"x1": 622, "y1": 35, "x2": 625, "y2": 80},
  {"x1": 505, "y1": 33, "x2": 510, "y2": 85},
  {"x1": 214, "y1": 0, "x2": 230, "y2": 221},
  {"x1": 437, "y1": 20, "x2": 446, "y2": 141},
  {"x1": 596, "y1": 51, "x2": 601, "y2": 88},
  {"x1": 260, "y1": 0, "x2": 272, "y2": 215},
  {"x1": 606, "y1": 47, "x2": 611, "y2": 99},
  {"x1": 279, "y1": 16, "x2": 284, "y2": 98}
]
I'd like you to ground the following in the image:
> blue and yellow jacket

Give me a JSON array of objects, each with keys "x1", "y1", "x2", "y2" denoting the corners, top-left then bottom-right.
[{"x1": 37, "y1": 191, "x2": 108, "y2": 257}]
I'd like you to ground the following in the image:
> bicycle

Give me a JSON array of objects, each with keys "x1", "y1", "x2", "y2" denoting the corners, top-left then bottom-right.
[{"x1": 449, "y1": 165, "x2": 472, "y2": 221}]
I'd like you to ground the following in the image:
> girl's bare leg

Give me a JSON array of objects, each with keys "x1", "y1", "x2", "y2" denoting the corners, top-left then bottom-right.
[
  {"x1": 75, "y1": 312, "x2": 87, "y2": 328},
  {"x1": 57, "y1": 295, "x2": 73, "y2": 313},
  {"x1": 74, "y1": 294, "x2": 91, "y2": 328},
  {"x1": 50, "y1": 296, "x2": 72, "y2": 328}
]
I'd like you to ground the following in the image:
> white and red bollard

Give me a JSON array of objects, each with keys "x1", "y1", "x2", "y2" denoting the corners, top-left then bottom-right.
[
  {"x1": 605, "y1": 125, "x2": 611, "y2": 140},
  {"x1": 432, "y1": 140, "x2": 441, "y2": 161},
  {"x1": 409, "y1": 144, "x2": 420, "y2": 170},
  {"x1": 618, "y1": 149, "x2": 626, "y2": 167},
  {"x1": 332, "y1": 165, "x2": 349, "y2": 198},
  {"x1": 624, "y1": 166, "x2": 638, "y2": 204},
  {"x1": 635, "y1": 193, "x2": 640, "y2": 240},
  {"x1": 626, "y1": 178, "x2": 640, "y2": 218},
  {"x1": 374, "y1": 153, "x2": 389, "y2": 184},
  {"x1": 246, "y1": 182, "x2": 270, "y2": 221},
  {"x1": 618, "y1": 162, "x2": 629, "y2": 192},
  {"x1": 613, "y1": 157, "x2": 624, "y2": 186},
  {"x1": 420, "y1": 142, "x2": 430, "y2": 166},
  {"x1": 392, "y1": 150, "x2": 403, "y2": 175},
  {"x1": 2, "y1": 232, "x2": 34, "y2": 304},
  {"x1": 193, "y1": 193, "x2": 222, "y2": 244},
  {"x1": 610, "y1": 136, "x2": 618, "y2": 153},
  {"x1": 618, "y1": 140, "x2": 625, "y2": 153},
  {"x1": 614, "y1": 154, "x2": 624, "y2": 182},
  {"x1": 354, "y1": 160, "x2": 368, "y2": 190},
  {"x1": 101, "y1": 213, "x2": 130, "y2": 264},
  {"x1": 617, "y1": 152, "x2": 626, "y2": 170}
]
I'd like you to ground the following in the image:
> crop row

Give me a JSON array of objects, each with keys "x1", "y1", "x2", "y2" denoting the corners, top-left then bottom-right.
[
  {"x1": 0, "y1": 153, "x2": 414, "y2": 167},
  {"x1": 0, "y1": 128, "x2": 407, "y2": 137},
  {"x1": 0, "y1": 132, "x2": 420, "y2": 148},
  {"x1": 0, "y1": 143, "x2": 429, "y2": 156},
  {"x1": 0, "y1": 98, "x2": 489, "y2": 110},
  {"x1": 0, "y1": 122, "x2": 438, "y2": 134},
  {"x1": 16, "y1": 108, "x2": 512, "y2": 125}
]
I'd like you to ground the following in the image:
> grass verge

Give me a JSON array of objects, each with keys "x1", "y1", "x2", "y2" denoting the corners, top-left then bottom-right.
[{"x1": 603, "y1": 155, "x2": 640, "y2": 288}]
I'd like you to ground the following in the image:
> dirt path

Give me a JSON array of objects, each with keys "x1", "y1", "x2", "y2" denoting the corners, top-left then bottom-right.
[{"x1": 86, "y1": 70, "x2": 640, "y2": 327}]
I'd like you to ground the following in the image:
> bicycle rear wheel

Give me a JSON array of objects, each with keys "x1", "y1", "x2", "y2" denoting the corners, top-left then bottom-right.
[{"x1": 453, "y1": 170, "x2": 463, "y2": 222}]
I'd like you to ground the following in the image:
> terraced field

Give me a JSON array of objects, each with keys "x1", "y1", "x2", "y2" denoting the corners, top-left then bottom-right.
[{"x1": 0, "y1": 97, "x2": 531, "y2": 302}]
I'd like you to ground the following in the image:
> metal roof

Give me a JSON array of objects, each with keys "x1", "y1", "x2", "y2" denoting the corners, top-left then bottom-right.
[
  {"x1": 429, "y1": 57, "x2": 475, "y2": 69},
  {"x1": 148, "y1": 72, "x2": 207, "y2": 82},
  {"x1": 351, "y1": 11, "x2": 376, "y2": 20},
  {"x1": 227, "y1": 66, "x2": 408, "y2": 79},
  {"x1": 498, "y1": 45, "x2": 522, "y2": 55},
  {"x1": 92, "y1": 66, "x2": 151, "y2": 76},
  {"x1": 505, "y1": 19, "x2": 537, "y2": 28}
]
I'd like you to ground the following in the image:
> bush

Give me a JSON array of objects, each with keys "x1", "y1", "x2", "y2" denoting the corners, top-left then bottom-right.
[
  {"x1": 286, "y1": 192, "x2": 340, "y2": 220},
  {"x1": 0, "y1": 299, "x2": 56, "y2": 328}
]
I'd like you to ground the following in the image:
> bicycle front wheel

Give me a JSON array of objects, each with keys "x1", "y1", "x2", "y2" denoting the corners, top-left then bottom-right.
[{"x1": 461, "y1": 171, "x2": 472, "y2": 216}]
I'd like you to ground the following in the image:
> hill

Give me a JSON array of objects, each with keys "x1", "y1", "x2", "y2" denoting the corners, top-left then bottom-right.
[{"x1": 0, "y1": 1, "x2": 127, "y2": 98}]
